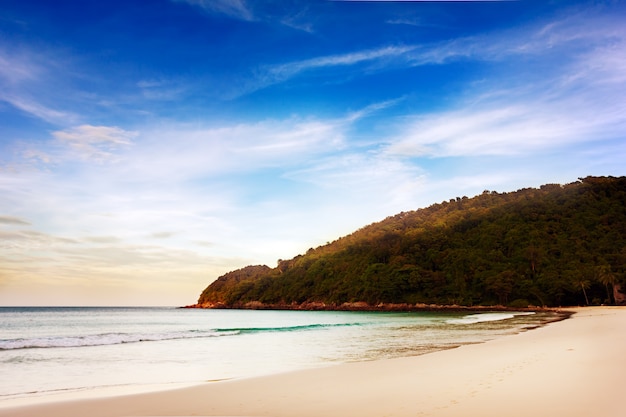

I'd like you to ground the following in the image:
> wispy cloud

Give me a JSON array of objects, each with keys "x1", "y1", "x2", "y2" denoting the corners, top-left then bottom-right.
[
  {"x1": 384, "y1": 27, "x2": 626, "y2": 158},
  {"x1": 1, "y1": 94, "x2": 78, "y2": 125},
  {"x1": 270, "y1": 45, "x2": 416, "y2": 77},
  {"x1": 0, "y1": 215, "x2": 31, "y2": 226},
  {"x1": 279, "y1": 7, "x2": 314, "y2": 33},
  {"x1": 123, "y1": 99, "x2": 402, "y2": 183},
  {"x1": 285, "y1": 151, "x2": 425, "y2": 208},
  {"x1": 385, "y1": 104, "x2": 588, "y2": 158},
  {"x1": 0, "y1": 49, "x2": 39, "y2": 85},
  {"x1": 403, "y1": 8, "x2": 625, "y2": 65},
  {"x1": 52, "y1": 125, "x2": 138, "y2": 162},
  {"x1": 366, "y1": 6, "x2": 626, "y2": 161},
  {"x1": 0, "y1": 229, "x2": 78, "y2": 250},
  {"x1": 136, "y1": 78, "x2": 187, "y2": 101},
  {"x1": 150, "y1": 231, "x2": 176, "y2": 239},
  {"x1": 0, "y1": 102, "x2": 397, "y2": 285},
  {"x1": 0, "y1": 45, "x2": 79, "y2": 125},
  {"x1": 121, "y1": 116, "x2": 349, "y2": 183},
  {"x1": 228, "y1": 45, "x2": 416, "y2": 97},
  {"x1": 83, "y1": 235, "x2": 122, "y2": 244},
  {"x1": 177, "y1": 0, "x2": 254, "y2": 21},
  {"x1": 386, "y1": 17, "x2": 450, "y2": 30},
  {"x1": 177, "y1": 0, "x2": 318, "y2": 33},
  {"x1": 238, "y1": 7, "x2": 624, "y2": 99},
  {"x1": 386, "y1": 18, "x2": 422, "y2": 27}
]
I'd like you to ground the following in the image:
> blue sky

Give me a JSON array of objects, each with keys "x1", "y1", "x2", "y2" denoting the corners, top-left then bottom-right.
[{"x1": 1, "y1": 0, "x2": 625, "y2": 306}]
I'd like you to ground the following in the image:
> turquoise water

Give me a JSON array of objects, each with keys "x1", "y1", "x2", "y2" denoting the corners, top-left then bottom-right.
[{"x1": 0, "y1": 307, "x2": 560, "y2": 404}]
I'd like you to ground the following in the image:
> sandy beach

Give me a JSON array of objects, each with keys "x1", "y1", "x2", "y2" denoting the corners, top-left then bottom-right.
[{"x1": 1, "y1": 306, "x2": 624, "y2": 417}]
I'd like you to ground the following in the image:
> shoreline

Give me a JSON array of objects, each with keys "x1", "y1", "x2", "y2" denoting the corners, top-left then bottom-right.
[
  {"x1": 184, "y1": 300, "x2": 567, "y2": 312},
  {"x1": 2, "y1": 306, "x2": 623, "y2": 417}
]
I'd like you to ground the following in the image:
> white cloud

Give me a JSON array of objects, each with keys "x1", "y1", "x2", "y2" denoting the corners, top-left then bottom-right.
[
  {"x1": 118, "y1": 116, "x2": 349, "y2": 183},
  {"x1": 279, "y1": 8, "x2": 314, "y2": 33},
  {"x1": 0, "y1": 93, "x2": 78, "y2": 125},
  {"x1": 272, "y1": 45, "x2": 416, "y2": 75},
  {"x1": 0, "y1": 101, "x2": 411, "y2": 305},
  {"x1": 385, "y1": 90, "x2": 626, "y2": 159},
  {"x1": 0, "y1": 49, "x2": 39, "y2": 85},
  {"x1": 386, "y1": 105, "x2": 566, "y2": 157},
  {"x1": 282, "y1": 150, "x2": 428, "y2": 226},
  {"x1": 83, "y1": 235, "x2": 122, "y2": 244},
  {"x1": 150, "y1": 231, "x2": 176, "y2": 239},
  {"x1": 230, "y1": 45, "x2": 417, "y2": 97},
  {"x1": 403, "y1": 8, "x2": 625, "y2": 66},
  {"x1": 241, "y1": 7, "x2": 626, "y2": 99},
  {"x1": 178, "y1": 0, "x2": 254, "y2": 21},
  {"x1": 52, "y1": 125, "x2": 138, "y2": 162},
  {"x1": 384, "y1": 11, "x2": 626, "y2": 159},
  {"x1": 0, "y1": 229, "x2": 78, "y2": 250},
  {"x1": 0, "y1": 44, "x2": 80, "y2": 125},
  {"x1": 53, "y1": 124, "x2": 136, "y2": 146},
  {"x1": 136, "y1": 78, "x2": 187, "y2": 101},
  {"x1": 0, "y1": 111, "x2": 356, "y2": 264},
  {"x1": 0, "y1": 215, "x2": 31, "y2": 226},
  {"x1": 287, "y1": 152, "x2": 419, "y2": 188},
  {"x1": 177, "y1": 0, "x2": 319, "y2": 33}
]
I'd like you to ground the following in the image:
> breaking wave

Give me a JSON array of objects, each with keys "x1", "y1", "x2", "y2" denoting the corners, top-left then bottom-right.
[
  {"x1": 445, "y1": 312, "x2": 535, "y2": 325},
  {"x1": 0, "y1": 322, "x2": 361, "y2": 350}
]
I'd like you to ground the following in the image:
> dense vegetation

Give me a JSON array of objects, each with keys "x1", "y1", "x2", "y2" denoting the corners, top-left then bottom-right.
[{"x1": 196, "y1": 176, "x2": 626, "y2": 309}]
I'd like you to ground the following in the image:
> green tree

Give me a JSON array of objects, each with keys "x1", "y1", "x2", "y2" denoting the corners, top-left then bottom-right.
[
  {"x1": 484, "y1": 270, "x2": 515, "y2": 305},
  {"x1": 596, "y1": 265, "x2": 616, "y2": 304},
  {"x1": 578, "y1": 279, "x2": 591, "y2": 305},
  {"x1": 194, "y1": 177, "x2": 626, "y2": 309}
]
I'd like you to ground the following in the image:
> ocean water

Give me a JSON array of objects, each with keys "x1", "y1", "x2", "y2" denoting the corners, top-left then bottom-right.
[{"x1": 0, "y1": 307, "x2": 561, "y2": 405}]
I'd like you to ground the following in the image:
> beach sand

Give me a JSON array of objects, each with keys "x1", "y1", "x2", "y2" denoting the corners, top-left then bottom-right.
[{"x1": 1, "y1": 306, "x2": 624, "y2": 417}]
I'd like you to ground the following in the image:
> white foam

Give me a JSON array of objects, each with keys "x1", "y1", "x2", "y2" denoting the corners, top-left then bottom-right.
[
  {"x1": 446, "y1": 312, "x2": 535, "y2": 325},
  {"x1": 0, "y1": 330, "x2": 232, "y2": 350}
]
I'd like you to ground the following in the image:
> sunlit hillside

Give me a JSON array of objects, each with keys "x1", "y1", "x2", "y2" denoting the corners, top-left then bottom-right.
[{"x1": 196, "y1": 176, "x2": 626, "y2": 309}]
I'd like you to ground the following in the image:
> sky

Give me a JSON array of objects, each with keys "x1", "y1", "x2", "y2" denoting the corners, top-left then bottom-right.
[{"x1": 1, "y1": 0, "x2": 625, "y2": 306}]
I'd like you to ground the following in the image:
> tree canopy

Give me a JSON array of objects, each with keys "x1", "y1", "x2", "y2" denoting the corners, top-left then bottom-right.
[{"x1": 195, "y1": 176, "x2": 626, "y2": 309}]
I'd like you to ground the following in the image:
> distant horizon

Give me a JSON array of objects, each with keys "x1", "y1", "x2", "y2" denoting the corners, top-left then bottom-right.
[
  {"x1": 2, "y1": 0, "x2": 625, "y2": 306},
  {"x1": 0, "y1": 175, "x2": 606, "y2": 308},
  {"x1": 0, "y1": 305, "x2": 182, "y2": 308}
]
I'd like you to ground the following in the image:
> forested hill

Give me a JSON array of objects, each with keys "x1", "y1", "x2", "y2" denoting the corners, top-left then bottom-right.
[{"x1": 194, "y1": 176, "x2": 626, "y2": 309}]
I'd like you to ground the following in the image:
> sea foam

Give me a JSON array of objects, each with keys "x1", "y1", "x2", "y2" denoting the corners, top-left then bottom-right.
[{"x1": 445, "y1": 312, "x2": 535, "y2": 325}]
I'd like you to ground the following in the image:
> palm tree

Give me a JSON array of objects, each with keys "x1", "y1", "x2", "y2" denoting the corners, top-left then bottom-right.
[
  {"x1": 596, "y1": 265, "x2": 616, "y2": 304},
  {"x1": 578, "y1": 279, "x2": 590, "y2": 305}
]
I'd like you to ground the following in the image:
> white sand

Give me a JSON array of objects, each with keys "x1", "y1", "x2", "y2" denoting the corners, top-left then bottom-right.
[{"x1": 1, "y1": 307, "x2": 624, "y2": 417}]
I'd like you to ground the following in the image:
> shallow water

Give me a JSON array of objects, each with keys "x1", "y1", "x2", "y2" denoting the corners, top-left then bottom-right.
[{"x1": 0, "y1": 307, "x2": 560, "y2": 403}]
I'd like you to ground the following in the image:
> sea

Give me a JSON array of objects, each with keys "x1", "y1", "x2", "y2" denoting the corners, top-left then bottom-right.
[{"x1": 0, "y1": 307, "x2": 563, "y2": 406}]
